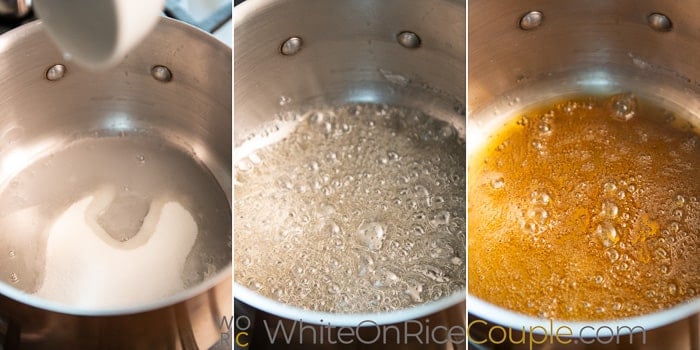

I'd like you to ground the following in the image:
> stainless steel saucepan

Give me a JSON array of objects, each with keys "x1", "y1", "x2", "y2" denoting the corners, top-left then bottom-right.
[
  {"x1": 469, "y1": 0, "x2": 700, "y2": 347},
  {"x1": 234, "y1": 0, "x2": 465, "y2": 333},
  {"x1": 0, "y1": 17, "x2": 231, "y2": 349}
]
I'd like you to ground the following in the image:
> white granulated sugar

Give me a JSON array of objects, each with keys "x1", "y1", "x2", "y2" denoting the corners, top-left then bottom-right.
[{"x1": 36, "y1": 187, "x2": 198, "y2": 308}]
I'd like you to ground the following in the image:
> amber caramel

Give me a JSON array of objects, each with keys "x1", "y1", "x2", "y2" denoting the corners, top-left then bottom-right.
[{"x1": 469, "y1": 94, "x2": 700, "y2": 320}]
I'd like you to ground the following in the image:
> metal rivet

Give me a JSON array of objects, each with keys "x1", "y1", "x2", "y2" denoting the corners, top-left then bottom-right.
[
  {"x1": 280, "y1": 37, "x2": 303, "y2": 56},
  {"x1": 520, "y1": 11, "x2": 543, "y2": 30},
  {"x1": 151, "y1": 65, "x2": 172, "y2": 82},
  {"x1": 648, "y1": 13, "x2": 672, "y2": 32},
  {"x1": 397, "y1": 31, "x2": 421, "y2": 49},
  {"x1": 46, "y1": 64, "x2": 66, "y2": 81}
]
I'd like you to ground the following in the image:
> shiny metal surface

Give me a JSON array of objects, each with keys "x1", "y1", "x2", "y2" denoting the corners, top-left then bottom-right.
[
  {"x1": 0, "y1": 276, "x2": 231, "y2": 349},
  {"x1": 518, "y1": 11, "x2": 543, "y2": 31},
  {"x1": 469, "y1": 0, "x2": 700, "y2": 346},
  {"x1": 234, "y1": 0, "x2": 465, "y2": 330},
  {"x1": 279, "y1": 36, "x2": 302, "y2": 56},
  {"x1": 235, "y1": 0, "x2": 465, "y2": 146},
  {"x1": 647, "y1": 13, "x2": 672, "y2": 32},
  {"x1": 470, "y1": 0, "x2": 700, "y2": 114},
  {"x1": 396, "y1": 31, "x2": 421, "y2": 49},
  {"x1": 0, "y1": 18, "x2": 231, "y2": 348},
  {"x1": 151, "y1": 64, "x2": 174, "y2": 82},
  {"x1": 44, "y1": 63, "x2": 65, "y2": 81}
]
